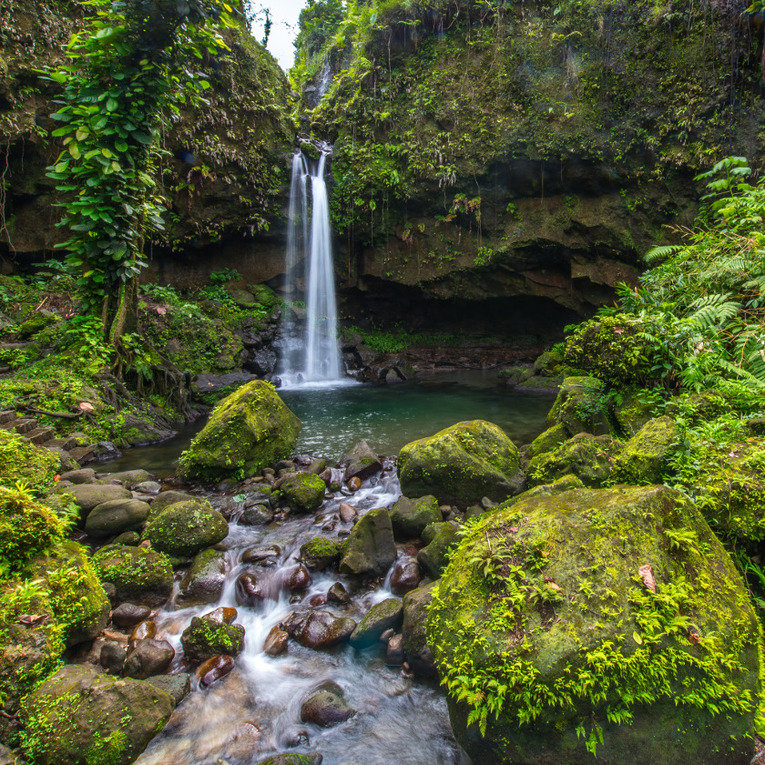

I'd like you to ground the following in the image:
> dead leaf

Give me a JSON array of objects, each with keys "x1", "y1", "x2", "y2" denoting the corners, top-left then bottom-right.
[
  {"x1": 18, "y1": 614, "x2": 47, "y2": 626},
  {"x1": 547, "y1": 582, "x2": 563, "y2": 594},
  {"x1": 688, "y1": 631, "x2": 702, "y2": 645},
  {"x1": 78, "y1": 402, "x2": 95, "y2": 412},
  {"x1": 638, "y1": 564, "x2": 656, "y2": 592},
  {"x1": 156, "y1": 307, "x2": 167, "y2": 315}
]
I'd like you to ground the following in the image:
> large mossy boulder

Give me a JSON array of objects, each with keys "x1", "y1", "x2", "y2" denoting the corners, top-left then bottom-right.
[
  {"x1": 178, "y1": 380, "x2": 301, "y2": 482},
  {"x1": 84, "y1": 498, "x2": 150, "y2": 539},
  {"x1": 612, "y1": 415, "x2": 678, "y2": 484},
  {"x1": 19, "y1": 664, "x2": 174, "y2": 765},
  {"x1": 91, "y1": 544, "x2": 174, "y2": 606},
  {"x1": 0, "y1": 430, "x2": 59, "y2": 491},
  {"x1": 338, "y1": 508, "x2": 396, "y2": 577},
  {"x1": 527, "y1": 433, "x2": 619, "y2": 487},
  {"x1": 546, "y1": 376, "x2": 609, "y2": 436},
  {"x1": 390, "y1": 495, "x2": 441, "y2": 539},
  {"x1": 143, "y1": 498, "x2": 228, "y2": 557},
  {"x1": 427, "y1": 485, "x2": 760, "y2": 765},
  {"x1": 279, "y1": 473, "x2": 326, "y2": 512},
  {"x1": 181, "y1": 613, "x2": 245, "y2": 664},
  {"x1": 397, "y1": 420, "x2": 524, "y2": 507},
  {"x1": 417, "y1": 521, "x2": 460, "y2": 579}
]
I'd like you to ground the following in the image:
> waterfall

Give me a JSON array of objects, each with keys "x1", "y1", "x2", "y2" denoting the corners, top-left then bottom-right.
[{"x1": 279, "y1": 147, "x2": 343, "y2": 386}]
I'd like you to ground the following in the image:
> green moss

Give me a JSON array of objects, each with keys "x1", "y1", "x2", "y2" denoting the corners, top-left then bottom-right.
[
  {"x1": 180, "y1": 614, "x2": 245, "y2": 663},
  {"x1": 280, "y1": 473, "x2": 326, "y2": 512},
  {"x1": 0, "y1": 431, "x2": 59, "y2": 493},
  {"x1": 143, "y1": 499, "x2": 228, "y2": 557},
  {"x1": 91, "y1": 544, "x2": 173, "y2": 605},
  {"x1": 300, "y1": 536, "x2": 342, "y2": 569},
  {"x1": 612, "y1": 415, "x2": 678, "y2": 484},
  {"x1": 527, "y1": 433, "x2": 619, "y2": 488}
]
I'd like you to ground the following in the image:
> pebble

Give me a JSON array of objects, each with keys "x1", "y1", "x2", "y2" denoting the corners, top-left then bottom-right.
[
  {"x1": 264, "y1": 625, "x2": 289, "y2": 656},
  {"x1": 339, "y1": 503, "x2": 357, "y2": 523},
  {"x1": 197, "y1": 654, "x2": 235, "y2": 687}
]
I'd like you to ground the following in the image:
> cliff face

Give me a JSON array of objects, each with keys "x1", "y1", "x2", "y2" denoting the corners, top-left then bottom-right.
[
  {"x1": 300, "y1": 0, "x2": 765, "y2": 331},
  {"x1": 0, "y1": 0, "x2": 295, "y2": 265}
]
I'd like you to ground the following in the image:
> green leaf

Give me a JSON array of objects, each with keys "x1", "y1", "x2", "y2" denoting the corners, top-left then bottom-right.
[{"x1": 106, "y1": 98, "x2": 118, "y2": 112}]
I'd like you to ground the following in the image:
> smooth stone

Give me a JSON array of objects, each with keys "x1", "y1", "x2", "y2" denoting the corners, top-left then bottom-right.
[
  {"x1": 340, "y1": 440, "x2": 382, "y2": 483},
  {"x1": 235, "y1": 570, "x2": 272, "y2": 605},
  {"x1": 129, "y1": 620, "x2": 157, "y2": 649},
  {"x1": 264, "y1": 625, "x2": 289, "y2": 656},
  {"x1": 292, "y1": 611, "x2": 356, "y2": 650},
  {"x1": 111, "y1": 603, "x2": 151, "y2": 629},
  {"x1": 148, "y1": 490, "x2": 195, "y2": 519},
  {"x1": 99, "y1": 640, "x2": 127, "y2": 675},
  {"x1": 338, "y1": 507, "x2": 396, "y2": 577},
  {"x1": 338, "y1": 503, "x2": 357, "y2": 523},
  {"x1": 389, "y1": 558, "x2": 422, "y2": 595},
  {"x1": 67, "y1": 484, "x2": 132, "y2": 517},
  {"x1": 240, "y1": 504, "x2": 275, "y2": 525},
  {"x1": 85, "y1": 498, "x2": 150, "y2": 539},
  {"x1": 327, "y1": 582, "x2": 351, "y2": 605},
  {"x1": 60, "y1": 468, "x2": 96, "y2": 484},
  {"x1": 145, "y1": 673, "x2": 191, "y2": 706},
  {"x1": 123, "y1": 638, "x2": 175, "y2": 680},
  {"x1": 196, "y1": 654, "x2": 235, "y2": 687},
  {"x1": 350, "y1": 598, "x2": 404, "y2": 648},
  {"x1": 300, "y1": 681, "x2": 355, "y2": 727},
  {"x1": 177, "y1": 548, "x2": 227, "y2": 608},
  {"x1": 347, "y1": 477, "x2": 361, "y2": 492},
  {"x1": 134, "y1": 481, "x2": 162, "y2": 495},
  {"x1": 205, "y1": 606, "x2": 238, "y2": 624},
  {"x1": 386, "y1": 633, "x2": 404, "y2": 665},
  {"x1": 242, "y1": 544, "x2": 281, "y2": 566},
  {"x1": 283, "y1": 564, "x2": 312, "y2": 592}
]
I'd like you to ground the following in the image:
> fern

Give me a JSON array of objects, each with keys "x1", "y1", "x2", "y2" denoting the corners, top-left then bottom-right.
[
  {"x1": 644, "y1": 245, "x2": 683, "y2": 264},
  {"x1": 686, "y1": 294, "x2": 741, "y2": 329}
]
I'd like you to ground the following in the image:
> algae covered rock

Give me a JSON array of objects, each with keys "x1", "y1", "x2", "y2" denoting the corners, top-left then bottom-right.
[
  {"x1": 428, "y1": 485, "x2": 760, "y2": 764},
  {"x1": 527, "y1": 432, "x2": 619, "y2": 487},
  {"x1": 338, "y1": 507, "x2": 396, "y2": 577},
  {"x1": 397, "y1": 420, "x2": 524, "y2": 507},
  {"x1": 350, "y1": 597, "x2": 403, "y2": 648},
  {"x1": 19, "y1": 664, "x2": 174, "y2": 765},
  {"x1": 143, "y1": 498, "x2": 228, "y2": 557},
  {"x1": 546, "y1": 376, "x2": 609, "y2": 436},
  {"x1": 0, "y1": 430, "x2": 59, "y2": 491},
  {"x1": 300, "y1": 536, "x2": 342, "y2": 570},
  {"x1": 402, "y1": 583, "x2": 437, "y2": 677},
  {"x1": 390, "y1": 495, "x2": 441, "y2": 539},
  {"x1": 181, "y1": 613, "x2": 245, "y2": 664},
  {"x1": 417, "y1": 520, "x2": 460, "y2": 579},
  {"x1": 525, "y1": 423, "x2": 568, "y2": 460},
  {"x1": 177, "y1": 548, "x2": 227, "y2": 607},
  {"x1": 178, "y1": 380, "x2": 301, "y2": 482},
  {"x1": 91, "y1": 544, "x2": 174, "y2": 606},
  {"x1": 280, "y1": 473, "x2": 326, "y2": 512},
  {"x1": 612, "y1": 415, "x2": 678, "y2": 484}
]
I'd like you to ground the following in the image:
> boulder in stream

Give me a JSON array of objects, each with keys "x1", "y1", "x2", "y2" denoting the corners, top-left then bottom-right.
[
  {"x1": 340, "y1": 440, "x2": 382, "y2": 482},
  {"x1": 91, "y1": 544, "x2": 174, "y2": 606},
  {"x1": 350, "y1": 598, "x2": 403, "y2": 648},
  {"x1": 279, "y1": 472, "x2": 326, "y2": 512},
  {"x1": 338, "y1": 507, "x2": 396, "y2": 577},
  {"x1": 143, "y1": 498, "x2": 228, "y2": 557},
  {"x1": 300, "y1": 681, "x2": 356, "y2": 727},
  {"x1": 390, "y1": 495, "x2": 441, "y2": 539},
  {"x1": 177, "y1": 548, "x2": 227, "y2": 607},
  {"x1": 289, "y1": 610, "x2": 356, "y2": 650},
  {"x1": 123, "y1": 638, "x2": 175, "y2": 679},
  {"x1": 300, "y1": 536, "x2": 343, "y2": 570},
  {"x1": 181, "y1": 613, "x2": 245, "y2": 664},
  {"x1": 84, "y1": 498, "x2": 150, "y2": 539},
  {"x1": 178, "y1": 380, "x2": 301, "y2": 482}
]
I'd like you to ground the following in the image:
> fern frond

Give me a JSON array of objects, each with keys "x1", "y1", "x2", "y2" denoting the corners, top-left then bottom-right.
[
  {"x1": 644, "y1": 245, "x2": 684, "y2": 264},
  {"x1": 687, "y1": 294, "x2": 741, "y2": 329}
]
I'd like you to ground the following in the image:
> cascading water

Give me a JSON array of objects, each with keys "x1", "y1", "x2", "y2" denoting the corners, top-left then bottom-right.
[{"x1": 279, "y1": 146, "x2": 344, "y2": 387}]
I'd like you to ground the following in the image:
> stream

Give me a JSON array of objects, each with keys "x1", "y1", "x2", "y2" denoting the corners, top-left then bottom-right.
[{"x1": 104, "y1": 373, "x2": 554, "y2": 765}]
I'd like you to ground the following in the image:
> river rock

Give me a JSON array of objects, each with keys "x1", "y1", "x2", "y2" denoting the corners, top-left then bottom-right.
[
  {"x1": 85, "y1": 498, "x2": 150, "y2": 539},
  {"x1": 98, "y1": 469, "x2": 151, "y2": 488},
  {"x1": 264, "y1": 625, "x2": 289, "y2": 656},
  {"x1": 347, "y1": 476, "x2": 361, "y2": 492},
  {"x1": 111, "y1": 603, "x2": 152, "y2": 629},
  {"x1": 397, "y1": 420, "x2": 525, "y2": 507},
  {"x1": 279, "y1": 472, "x2": 326, "y2": 512},
  {"x1": 19, "y1": 664, "x2": 174, "y2": 765},
  {"x1": 133, "y1": 480, "x2": 161, "y2": 495},
  {"x1": 327, "y1": 582, "x2": 351, "y2": 604},
  {"x1": 197, "y1": 654, "x2": 235, "y2": 687},
  {"x1": 148, "y1": 490, "x2": 195, "y2": 518},
  {"x1": 428, "y1": 484, "x2": 761, "y2": 764},
  {"x1": 291, "y1": 610, "x2": 356, "y2": 649},
  {"x1": 340, "y1": 440, "x2": 383, "y2": 482},
  {"x1": 350, "y1": 598, "x2": 403, "y2": 648},
  {"x1": 143, "y1": 498, "x2": 228, "y2": 557},
  {"x1": 181, "y1": 613, "x2": 245, "y2": 664},
  {"x1": 242, "y1": 544, "x2": 281, "y2": 566},
  {"x1": 338, "y1": 502, "x2": 357, "y2": 522},
  {"x1": 417, "y1": 521, "x2": 460, "y2": 579},
  {"x1": 339, "y1": 507, "x2": 396, "y2": 577},
  {"x1": 236, "y1": 570, "x2": 272, "y2": 605},
  {"x1": 99, "y1": 640, "x2": 127, "y2": 675},
  {"x1": 300, "y1": 536, "x2": 342, "y2": 570},
  {"x1": 177, "y1": 548, "x2": 227, "y2": 607},
  {"x1": 206, "y1": 606, "x2": 238, "y2": 624},
  {"x1": 178, "y1": 380, "x2": 301, "y2": 482},
  {"x1": 60, "y1": 468, "x2": 96, "y2": 484},
  {"x1": 390, "y1": 495, "x2": 441, "y2": 539},
  {"x1": 283, "y1": 564, "x2": 312, "y2": 592},
  {"x1": 300, "y1": 681, "x2": 356, "y2": 727},
  {"x1": 612, "y1": 415, "x2": 678, "y2": 484},
  {"x1": 389, "y1": 558, "x2": 422, "y2": 595},
  {"x1": 528, "y1": 432, "x2": 618, "y2": 487},
  {"x1": 546, "y1": 375, "x2": 610, "y2": 436},
  {"x1": 402, "y1": 583, "x2": 437, "y2": 677},
  {"x1": 129, "y1": 620, "x2": 157, "y2": 649},
  {"x1": 123, "y1": 638, "x2": 175, "y2": 679},
  {"x1": 67, "y1": 484, "x2": 132, "y2": 518},
  {"x1": 145, "y1": 673, "x2": 190, "y2": 706},
  {"x1": 386, "y1": 633, "x2": 404, "y2": 665},
  {"x1": 91, "y1": 544, "x2": 174, "y2": 606}
]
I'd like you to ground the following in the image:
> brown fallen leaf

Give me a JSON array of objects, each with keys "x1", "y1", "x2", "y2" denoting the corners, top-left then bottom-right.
[
  {"x1": 18, "y1": 614, "x2": 47, "y2": 626},
  {"x1": 638, "y1": 564, "x2": 656, "y2": 592},
  {"x1": 78, "y1": 401, "x2": 95, "y2": 412},
  {"x1": 688, "y1": 631, "x2": 702, "y2": 645}
]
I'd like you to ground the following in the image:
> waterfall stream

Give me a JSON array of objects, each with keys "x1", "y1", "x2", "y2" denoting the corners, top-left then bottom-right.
[{"x1": 279, "y1": 147, "x2": 344, "y2": 388}]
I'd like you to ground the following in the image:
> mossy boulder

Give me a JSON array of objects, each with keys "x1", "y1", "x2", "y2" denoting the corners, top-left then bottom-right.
[
  {"x1": 526, "y1": 423, "x2": 568, "y2": 460},
  {"x1": 528, "y1": 433, "x2": 619, "y2": 487},
  {"x1": 417, "y1": 520, "x2": 460, "y2": 579},
  {"x1": 84, "y1": 498, "x2": 150, "y2": 539},
  {"x1": 143, "y1": 498, "x2": 228, "y2": 557},
  {"x1": 390, "y1": 495, "x2": 441, "y2": 539},
  {"x1": 177, "y1": 548, "x2": 227, "y2": 608},
  {"x1": 339, "y1": 508, "x2": 396, "y2": 577},
  {"x1": 91, "y1": 544, "x2": 174, "y2": 606},
  {"x1": 280, "y1": 473, "x2": 326, "y2": 512},
  {"x1": 612, "y1": 416, "x2": 678, "y2": 484},
  {"x1": 613, "y1": 389, "x2": 657, "y2": 436},
  {"x1": 148, "y1": 490, "x2": 195, "y2": 519},
  {"x1": 546, "y1": 376, "x2": 610, "y2": 436},
  {"x1": 402, "y1": 583, "x2": 437, "y2": 677},
  {"x1": 66, "y1": 484, "x2": 132, "y2": 519},
  {"x1": 0, "y1": 485, "x2": 64, "y2": 574},
  {"x1": 178, "y1": 380, "x2": 301, "y2": 482},
  {"x1": 350, "y1": 597, "x2": 403, "y2": 648},
  {"x1": 300, "y1": 536, "x2": 342, "y2": 571},
  {"x1": 19, "y1": 664, "x2": 174, "y2": 765},
  {"x1": 428, "y1": 485, "x2": 760, "y2": 765},
  {"x1": 0, "y1": 430, "x2": 59, "y2": 491},
  {"x1": 180, "y1": 613, "x2": 245, "y2": 664},
  {"x1": 398, "y1": 420, "x2": 525, "y2": 507}
]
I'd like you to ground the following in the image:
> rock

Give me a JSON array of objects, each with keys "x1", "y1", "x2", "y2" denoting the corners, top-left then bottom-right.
[
  {"x1": 29, "y1": 540, "x2": 110, "y2": 646},
  {"x1": 235, "y1": 570, "x2": 272, "y2": 605},
  {"x1": 402, "y1": 583, "x2": 437, "y2": 677},
  {"x1": 111, "y1": 603, "x2": 151, "y2": 629},
  {"x1": 613, "y1": 389, "x2": 656, "y2": 435},
  {"x1": 181, "y1": 614, "x2": 245, "y2": 664},
  {"x1": 300, "y1": 681, "x2": 355, "y2": 727},
  {"x1": 148, "y1": 490, "x2": 195, "y2": 518},
  {"x1": 143, "y1": 498, "x2": 228, "y2": 557},
  {"x1": 241, "y1": 503, "x2": 275, "y2": 525},
  {"x1": 389, "y1": 558, "x2": 422, "y2": 595},
  {"x1": 398, "y1": 420, "x2": 525, "y2": 507},
  {"x1": 350, "y1": 598, "x2": 404, "y2": 648},
  {"x1": 340, "y1": 440, "x2": 383, "y2": 482},
  {"x1": 428, "y1": 485, "x2": 761, "y2": 765},
  {"x1": 129, "y1": 620, "x2": 157, "y2": 649},
  {"x1": 347, "y1": 476, "x2": 361, "y2": 492},
  {"x1": 206, "y1": 606, "x2": 238, "y2": 624},
  {"x1": 338, "y1": 502, "x2": 357, "y2": 522},
  {"x1": 280, "y1": 472, "x2": 326, "y2": 512},
  {"x1": 242, "y1": 544, "x2": 281, "y2": 566},
  {"x1": 223, "y1": 721, "x2": 264, "y2": 761},
  {"x1": 300, "y1": 536, "x2": 342, "y2": 570},
  {"x1": 386, "y1": 633, "x2": 404, "y2": 665},
  {"x1": 91, "y1": 544, "x2": 174, "y2": 606},
  {"x1": 327, "y1": 582, "x2": 351, "y2": 604},
  {"x1": 546, "y1": 376, "x2": 610, "y2": 436},
  {"x1": 612, "y1": 416, "x2": 678, "y2": 484},
  {"x1": 178, "y1": 380, "x2": 301, "y2": 482},
  {"x1": 264, "y1": 625, "x2": 289, "y2": 656},
  {"x1": 526, "y1": 423, "x2": 568, "y2": 460},
  {"x1": 134, "y1": 480, "x2": 161, "y2": 495},
  {"x1": 177, "y1": 548, "x2": 227, "y2": 607},
  {"x1": 339, "y1": 507, "x2": 396, "y2": 577},
  {"x1": 60, "y1": 468, "x2": 96, "y2": 484},
  {"x1": 66, "y1": 484, "x2": 132, "y2": 518},
  {"x1": 99, "y1": 640, "x2": 127, "y2": 675},
  {"x1": 292, "y1": 611, "x2": 356, "y2": 650},
  {"x1": 528, "y1": 432, "x2": 618, "y2": 487},
  {"x1": 19, "y1": 664, "x2": 174, "y2": 765},
  {"x1": 123, "y1": 638, "x2": 175, "y2": 679},
  {"x1": 145, "y1": 673, "x2": 190, "y2": 706},
  {"x1": 85, "y1": 498, "x2": 150, "y2": 538},
  {"x1": 112, "y1": 530, "x2": 140, "y2": 546},
  {"x1": 417, "y1": 521, "x2": 460, "y2": 579},
  {"x1": 283, "y1": 564, "x2": 312, "y2": 592},
  {"x1": 256, "y1": 755, "x2": 323, "y2": 765},
  {"x1": 390, "y1": 495, "x2": 441, "y2": 539},
  {"x1": 197, "y1": 654, "x2": 235, "y2": 687},
  {"x1": 100, "y1": 469, "x2": 151, "y2": 488}
]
